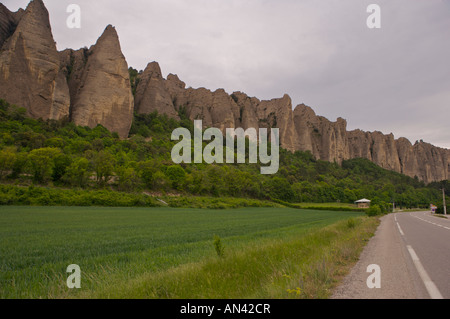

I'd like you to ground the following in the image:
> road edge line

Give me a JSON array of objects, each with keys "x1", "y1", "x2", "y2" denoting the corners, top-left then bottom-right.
[{"x1": 406, "y1": 245, "x2": 443, "y2": 299}]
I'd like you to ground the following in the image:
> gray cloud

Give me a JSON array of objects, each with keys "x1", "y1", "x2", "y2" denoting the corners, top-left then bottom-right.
[{"x1": 4, "y1": 0, "x2": 450, "y2": 148}]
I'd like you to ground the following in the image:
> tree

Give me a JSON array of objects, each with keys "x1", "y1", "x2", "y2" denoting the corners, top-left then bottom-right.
[
  {"x1": 435, "y1": 204, "x2": 448, "y2": 215},
  {"x1": 0, "y1": 148, "x2": 16, "y2": 179},
  {"x1": 263, "y1": 177, "x2": 295, "y2": 202},
  {"x1": 152, "y1": 170, "x2": 171, "y2": 191},
  {"x1": 92, "y1": 151, "x2": 115, "y2": 186},
  {"x1": 92, "y1": 138, "x2": 104, "y2": 152},
  {"x1": 63, "y1": 157, "x2": 91, "y2": 188},
  {"x1": 52, "y1": 154, "x2": 71, "y2": 182},
  {"x1": 10, "y1": 152, "x2": 27, "y2": 179},
  {"x1": 366, "y1": 204, "x2": 382, "y2": 217},
  {"x1": 139, "y1": 160, "x2": 158, "y2": 189},
  {"x1": 116, "y1": 166, "x2": 141, "y2": 192},
  {"x1": 27, "y1": 148, "x2": 62, "y2": 183},
  {"x1": 166, "y1": 165, "x2": 186, "y2": 191}
]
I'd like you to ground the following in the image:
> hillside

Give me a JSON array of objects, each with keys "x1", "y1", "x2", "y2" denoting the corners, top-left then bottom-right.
[
  {"x1": 0, "y1": 0, "x2": 448, "y2": 183},
  {"x1": 0, "y1": 98, "x2": 447, "y2": 210}
]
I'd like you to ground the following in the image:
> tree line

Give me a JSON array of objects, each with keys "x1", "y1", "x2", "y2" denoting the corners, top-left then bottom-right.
[{"x1": 0, "y1": 98, "x2": 447, "y2": 210}]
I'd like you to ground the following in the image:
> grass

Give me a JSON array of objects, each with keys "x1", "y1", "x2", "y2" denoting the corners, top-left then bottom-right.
[
  {"x1": 88, "y1": 216, "x2": 378, "y2": 299},
  {"x1": 0, "y1": 184, "x2": 283, "y2": 209},
  {"x1": 272, "y1": 200, "x2": 366, "y2": 212},
  {"x1": 431, "y1": 213, "x2": 448, "y2": 219},
  {"x1": 0, "y1": 206, "x2": 378, "y2": 299},
  {"x1": 293, "y1": 202, "x2": 358, "y2": 209},
  {"x1": 161, "y1": 195, "x2": 283, "y2": 209}
]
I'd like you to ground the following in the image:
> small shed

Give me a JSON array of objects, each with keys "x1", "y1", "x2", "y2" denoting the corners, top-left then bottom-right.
[{"x1": 355, "y1": 198, "x2": 371, "y2": 209}]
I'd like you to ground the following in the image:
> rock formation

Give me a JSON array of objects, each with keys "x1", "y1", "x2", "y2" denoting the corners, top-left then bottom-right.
[
  {"x1": 134, "y1": 62, "x2": 179, "y2": 119},
  {"x1": 0, "y1": 1, "x2": 133, "y2": 138},
  {"x1": 292, "y1": 104, "x2": 449, "y2": 183},
  {"x1": 0, "y1": 4, "x2": 24, "y2": 48},
  {"x1": 101, "y1": 52, "x2": 450, "y2": 182},
  {"x1": 61, "y1": 25, "x2": 134, "y2": 138},
  {"x1": 0, "y1": 0, "x2": 448, "y2": 183},
  {"x1": 0, "y1": 0, "x2": 70, "y2": 120}
]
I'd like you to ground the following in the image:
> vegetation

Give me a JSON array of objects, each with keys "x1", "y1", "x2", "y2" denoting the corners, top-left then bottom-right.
[
  {"x1": 1, "y1": 97, "x2": 445, "y2": 299},
  {"x1": 128, "y1": 67, "x2": 142, "y2": 96},
  {"x1": 435, "y1": 204, "x2": 448, "y2": 215},
  {"x1": 0, "y1": 98, "x2": 447, "y2": 210},
  {"x1": 0, "y1": 206, "x2": 373, "y2": 299}
]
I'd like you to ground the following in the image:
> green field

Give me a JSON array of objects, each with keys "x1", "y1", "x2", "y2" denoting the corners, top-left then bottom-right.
[{"x1": 0, "y1": 206, "x2": 377, "y2": 299}]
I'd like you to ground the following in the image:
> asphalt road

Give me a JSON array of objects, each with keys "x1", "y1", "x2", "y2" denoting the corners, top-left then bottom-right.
[{"x1": 332, "y1": 211, "x2": 450, "y2": 299}]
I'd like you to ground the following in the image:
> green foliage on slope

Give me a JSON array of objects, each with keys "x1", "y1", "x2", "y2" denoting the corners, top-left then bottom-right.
[{"x1": 0, "y1": 98, "x2": 446, "y2": 208}]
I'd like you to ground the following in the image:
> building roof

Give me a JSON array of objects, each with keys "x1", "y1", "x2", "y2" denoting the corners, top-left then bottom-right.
[{"x1": 355, "y1": 198, "x2": 371, "y2": 203}]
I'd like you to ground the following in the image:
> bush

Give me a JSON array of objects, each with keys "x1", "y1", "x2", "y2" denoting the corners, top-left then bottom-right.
[
  {"x1": 0, "y1": 148, "x2": 16, "y2": 179},
  {"x1": 27, "y1": 147, "x2": 62, "y2": 183},
  {"x1": 366, "y1": 204, "x2": 382, "y2": 217},
  {"x1": 165, "y1": 165, "x2": 186, "y2": 191},
  {"x1": 347, "y1": 218, "x2": 356, "y2": 229},
  {"x1": 263, "y1": 177, "x2": 295, "y2": 202},
  {"x1": 213, "y1": 235, "x2": 225, "y2": 258},
  {"x1": 0, "y1": 185, "x2": 161, "y2": 207},
  {"x1": 435, "y1": 204, "x2": 448, "y2": 215}
]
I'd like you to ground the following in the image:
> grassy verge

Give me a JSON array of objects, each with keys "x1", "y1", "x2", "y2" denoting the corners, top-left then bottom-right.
[
  {"x1": 76, "y1": 216, "x2": 379, "y2": 299},
  {"x1": 162, "y1": 196, "x2": 283, "y2": 209},
  {"x1": 0, "y1": 184, "x2": 281, "y2": 209},
  {"x1": 0, "y1": 206, "x2": 372, "y2": 299},
  {"x1": 395, "y1": 208, "x2": 429, "y2": 212},
  {"x1": 272, "y1": 199, "x2": 366, "y2": 212}
]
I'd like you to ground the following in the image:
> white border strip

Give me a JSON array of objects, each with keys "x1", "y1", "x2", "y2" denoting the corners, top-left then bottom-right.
[
  {"x1": 411, "y1": 212, "x2": 450, "y2": 230},
  {"x1": 406, "y1": 245, "x2": 443, "y2": 299},
  {"x1": 396, "y1": 222, "x2": 405, "y2": 236}
]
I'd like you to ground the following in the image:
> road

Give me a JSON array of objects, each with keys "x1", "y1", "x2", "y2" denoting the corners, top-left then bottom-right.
[{"x1": 332, "y1": 211, "x2": 450, "y2": 299}]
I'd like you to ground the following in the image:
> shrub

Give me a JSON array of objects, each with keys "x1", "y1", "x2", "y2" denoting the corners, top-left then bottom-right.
[
  {"x1": 263, "y1": 177, "x2": 295, "y2": 202},
  {"x1": 0, "y1": 185, "x2": 161, "y2": 207},
  {"x1": 0, "y1": 148, "x2": 16, "y2": 179},
  {"x1": 27, "y1": 147, "x2": 62, "y2": 183},
  {"x1": 347, "y1": 218, "x2": 356, "y2": 229},
  {"x1": 435, "y1": 204, "x2": 448, "y2": 215},
  {"x1": 366, "y1": 204, "x2": 382, "y2": 217},
  {"x1": 166, "y1": 165, "x2": 186, "y2": 191},
  {"x1": 213, "y1": 235, "x2": 225, "y2": 258}
]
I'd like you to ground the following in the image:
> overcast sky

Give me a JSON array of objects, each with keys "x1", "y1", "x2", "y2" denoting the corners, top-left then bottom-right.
[{"x1": 5, "y1": 0, "x2": 450, "y2": 149}]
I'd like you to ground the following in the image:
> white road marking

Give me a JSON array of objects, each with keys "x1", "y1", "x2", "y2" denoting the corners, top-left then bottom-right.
[
  {"x1": 406, "y1": 245, "x2": 444, "y2": 299},
  {"x1": 410, "y1": 212, "x2": 450, "y2": 231},
  {"x1": 396, "y1": 222, "x2": 405, "y2": 236}
]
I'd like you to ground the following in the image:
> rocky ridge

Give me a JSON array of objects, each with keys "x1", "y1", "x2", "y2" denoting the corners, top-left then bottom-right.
[
  {"x1": 0, "y1": 0, "x2": 70, "y2": 121},
  {"x1": 0, "y1": 0, "x2": 448, "y2": 182},
  {"x1": 134, "y1": 63, "x2": 449, "y2": 183},
  {"x1": 59, "y1": 25, "x2": 134, "y2": 139}
]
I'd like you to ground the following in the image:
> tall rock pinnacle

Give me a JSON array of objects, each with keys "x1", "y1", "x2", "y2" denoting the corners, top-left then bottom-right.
[
  {"x1": 0, "y1": 0, "x2": 448, "y2": 182},
  {"x1": 69, "y1": 25, "x2": 134, "y2": 138},
  {"x1": 135, "y1": 61, "x2": 179, "y2": 119},
  {"x1": 0, "y1": 0, "x2": 70, "y2": 120}
]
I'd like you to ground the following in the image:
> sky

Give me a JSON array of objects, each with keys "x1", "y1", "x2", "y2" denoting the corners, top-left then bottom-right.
[{"x1": 4, "y1": 0, "x2": 450, "y2": 149}]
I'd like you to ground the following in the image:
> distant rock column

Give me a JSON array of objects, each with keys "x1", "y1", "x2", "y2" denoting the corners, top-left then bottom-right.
[
  {"x1": 0, "y1": 0, "x2": 70, "y2": 120},
  {"x1": 68, "y1": 25, "x2": 134, "y2": 139}
]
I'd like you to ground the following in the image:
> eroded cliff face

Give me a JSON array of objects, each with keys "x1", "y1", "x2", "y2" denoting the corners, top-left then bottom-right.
[
  {"x1": 292, "y1": 103, "x2": 449, "y2": 183},
  {"x1": 132, "y1": 61, "x2": 450, "y2": 183},
  {"x1": 134, "y1": 62, "x2": 179, "y2": 120},
  {"x1": 293, "y1": 104, "x2": 349, "y2": 163},
  {"x1": 0, "y1": 0, "x2": 448, "y2": 183},
  {"x1": 0, "y1": 0, "x2": 70, "y2": 120},
  {"x1": 61, "y1": 25, "x2": 134, "y2": 139},
  {"x1": 0, "y1": 1, "x2": 134, "y2": 138},
  {"x1": 152, "y1": 71, "x2": 300, "y2": 151},
  {"x1": 0, "y1": 4, "x2": 23, "y2": 48}
]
